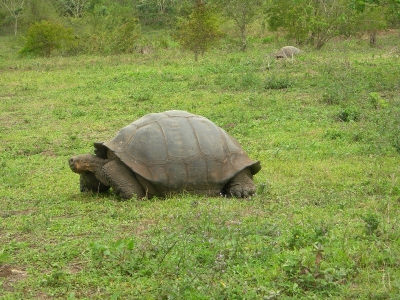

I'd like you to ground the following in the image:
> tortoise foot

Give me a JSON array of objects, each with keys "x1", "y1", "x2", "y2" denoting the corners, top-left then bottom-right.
[{"x1": 223, "y1": 168, "x2": 256, "y2": 198}]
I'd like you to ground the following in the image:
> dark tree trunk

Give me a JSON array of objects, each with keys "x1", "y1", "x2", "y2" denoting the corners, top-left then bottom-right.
[
  {"x1": 369, "y1": 31, "x2": 377, "y2": 47},
  {"x1": 240, "y1": 25, "x2": 247, "y2": 52}
]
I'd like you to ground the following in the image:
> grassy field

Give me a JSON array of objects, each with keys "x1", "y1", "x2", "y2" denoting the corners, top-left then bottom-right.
[{"x1": 1, "y1": 33, "x2": 400, "y2": 299}]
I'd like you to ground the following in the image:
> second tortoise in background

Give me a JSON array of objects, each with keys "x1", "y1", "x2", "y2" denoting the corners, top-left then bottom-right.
[{"x1": 275, "y1": 46, "x2": 301, "y2": 59}]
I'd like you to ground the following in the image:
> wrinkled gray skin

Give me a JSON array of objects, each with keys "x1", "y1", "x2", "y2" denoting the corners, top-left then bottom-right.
[
  {"x1": 79, "y1": 172, "x2": 110, "y2": 193},
  {"x1": 70, "y1": 152, "x2": 148, "y2": 199},
  {"x1": 69, "y1": 111, "x2": 261, "y2": 200},
  {"x1": 275, "y1": 46, "x2": 301, "y2": 59},
  {"x1": 69, "y1": 153, "x2": 256, "y2": 199}
]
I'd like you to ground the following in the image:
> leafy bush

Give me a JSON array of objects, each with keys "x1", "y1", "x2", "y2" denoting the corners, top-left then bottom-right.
[
  {"x1": 20, "y1": 20, "x2": 75, "y2": 57},
  {"x1": 108, "y1": 19, "x2": 141, "y2": 54}
]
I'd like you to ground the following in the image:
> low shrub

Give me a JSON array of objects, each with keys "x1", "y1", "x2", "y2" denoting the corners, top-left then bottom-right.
[{"x1": 20, "y1": 20, "x2": 75, "y2": 57}]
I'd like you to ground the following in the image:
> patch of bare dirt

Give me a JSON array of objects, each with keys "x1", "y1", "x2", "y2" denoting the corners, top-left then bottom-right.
[
  {"x1": 0, "y1": 209, "x2": 35, "y2": 218},
  {"x1": 117, "y1": 218, "x2": 160, "y2": 239},
  {"x1": 0, "y1": 264, "x2": 28, "y2": 292}
]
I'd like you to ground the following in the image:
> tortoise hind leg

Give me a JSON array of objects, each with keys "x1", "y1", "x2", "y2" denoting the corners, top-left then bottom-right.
[{"x1": 223, "y1": 168, "x2": 256, "y2": 198}]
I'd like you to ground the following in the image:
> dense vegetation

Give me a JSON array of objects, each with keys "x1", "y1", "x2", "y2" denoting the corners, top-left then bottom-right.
[
  {"x1": 1, "y1": 0, "x2": 400, "y2": 299},
  {"x1": 1, "y1": 0, "x2": 400, "y2": 57}
]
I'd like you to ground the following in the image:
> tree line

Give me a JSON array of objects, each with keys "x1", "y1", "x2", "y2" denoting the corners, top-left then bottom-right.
[{"x1": 1, "y1": 0, "x2": 399, "y2": 58}]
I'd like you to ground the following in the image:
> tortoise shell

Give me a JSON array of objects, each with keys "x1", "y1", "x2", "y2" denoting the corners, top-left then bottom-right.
[{"x1": 95, "y1": 110, "x2": 260, "y2": 195}]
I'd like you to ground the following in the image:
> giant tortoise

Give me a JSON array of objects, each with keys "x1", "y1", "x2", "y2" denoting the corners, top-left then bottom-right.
[
  {"x1": 69, "y1": 110, "x2": 261, "y2": 199},
  {"x1": 275, "y1": 46, "x2": 301, "y2": 59}
]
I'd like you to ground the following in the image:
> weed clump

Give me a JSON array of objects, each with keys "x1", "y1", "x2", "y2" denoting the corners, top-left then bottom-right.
[
  {"x1": 337, "y1": 106, "x2": 360, "y2": 122},
  {"x1": 361, "y1": 213, "x2": 380, "y2": 235},
  {"x1": 264, "y1": 73, "x2": 292, "y2": 90},
  {"x1": 322, "y1": 88, "x2": 346, "y2": 105}
]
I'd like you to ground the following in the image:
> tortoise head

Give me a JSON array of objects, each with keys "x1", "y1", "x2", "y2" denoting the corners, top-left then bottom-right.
[{"x1": 69, "y1": 154, "x2": 96, "y2": 174}]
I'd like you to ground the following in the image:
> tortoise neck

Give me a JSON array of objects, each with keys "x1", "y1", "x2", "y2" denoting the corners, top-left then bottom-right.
[{"x1": 89, "y1": 155, "x2": 107, "y2": 171}]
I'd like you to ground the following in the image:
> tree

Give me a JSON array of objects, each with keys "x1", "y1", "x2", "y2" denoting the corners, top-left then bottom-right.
[
  {"x1": 135, "y1": 0, "x2": 192, "y2": 27},
  {"x1": 0, "y1": 0, "x2": 25, "y2": 35},
  {"x1": 56, "y1": 0, "x2": 89, "y2": 18},
  {"x1": 24, "y1": 0, "x2": 58, "y2": 23},
  {"x1": 385, "y1": 0, "x2": 400, "y2": 27},
  {"x1": 267, "y1": 0, "x2": 312, "y2": 44},
  {"x1": 363, "y1": 3, "x2": 387, "y2": 46},
  {"x1": 175, "y1": 1, "x2": 222, "y2": 61},
  {"x1": 215, "y1": 0, "x2": 263, "y2": 51},
  {"x1": 351, "y1": 0, "x2": 389, "y2": 46},
  {"x1": 308, "y1": 0, "x2": 353, "y2": 49},
  {"x1": 267, "y1": 0, "x2": 354, "y2": 49}
]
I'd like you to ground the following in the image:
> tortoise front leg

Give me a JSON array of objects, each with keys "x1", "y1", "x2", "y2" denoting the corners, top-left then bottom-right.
[
  {"x1": 223, "y1": 168, "x2": 256, "y2": 198},
  {"x1": 102, "y1": 160, "x2": 146, "y2": 200},
  {"x1": 80, "y1": 172, "x2": 110, "y2": 193}
]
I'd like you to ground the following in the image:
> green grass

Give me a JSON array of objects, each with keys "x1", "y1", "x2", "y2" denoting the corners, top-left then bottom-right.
[{"x1": 1, "y1": 33, "x2": 400, "y2": 299}]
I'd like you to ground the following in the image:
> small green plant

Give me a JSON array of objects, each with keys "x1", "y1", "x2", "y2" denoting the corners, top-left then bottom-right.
[
  {"x1": 324, "y1": 129, "x2": 345, "y2": 140},
  {"x1": 393, "y1": 136, "x2": 400, "y2": 154},
  {"x1": 20, "y1": 21, "x2": 75, "y2": 57},
  {"x1": 234, "y1": 72, "x2": 263, "y2": 91},
  {"x1": 90, "y1": 238, "x2": 135, "y2": 269},
  {"x1": 262, "y1": 36, "x2": 274, "y2": 44},
  {"x1": 88, "y1": 238, "x2": 158, "y2": 278},
  {"x1": 129, "y1": 91, "x2": 152, "y2": 102},
  {"x1": 337, "y1": 106, "x2": 360, "y2": 122},
  {"x1": 322, "y1": 89, "x2": 345, "y2": 105},
  {"x1": 0, "y1": 248, "x2": 10, "y2": 263},
  {"x1": 369, "y1": 92, "x2": 388, "y2": 109},
  {"x1": 287, "y1": 228, "x2": 308, "y2": 250},
  {"x1": 279, "y1": 245, "x2": 350, "y2": 295},
  {"x1": 361, "y1": 213, "x2": 380, "y2": 235},
  {"x1": 42, "y1": 268, "x2": 68, "y2": 287}
]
